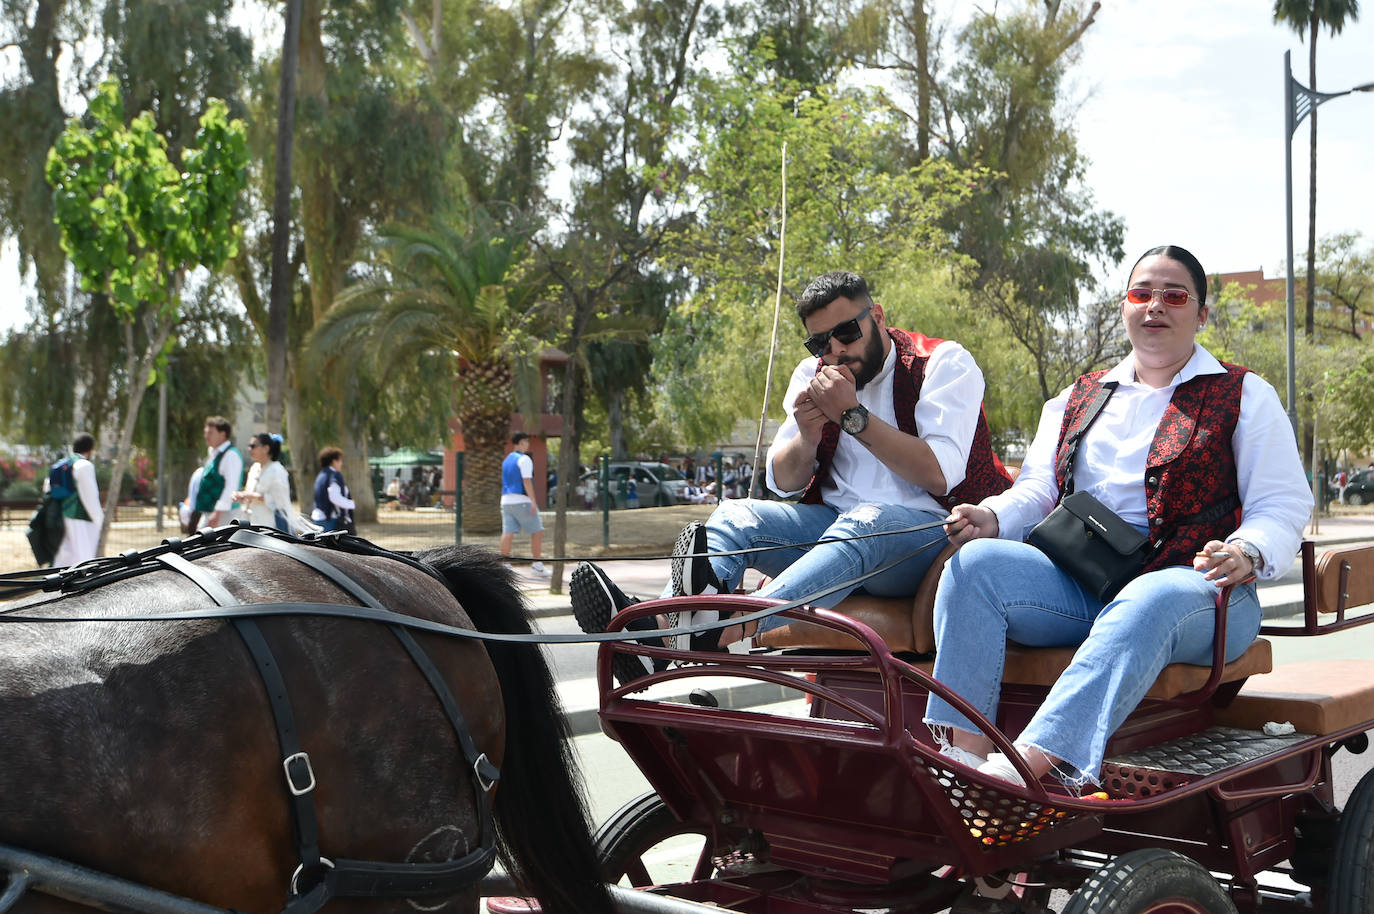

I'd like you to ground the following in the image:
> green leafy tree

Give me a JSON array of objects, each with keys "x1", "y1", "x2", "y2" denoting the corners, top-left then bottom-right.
[
  {"x1": 660, "y1": 57, "x2": 985, "y2": 446},
  {"x1": 308, "y1": 213, "x2": 542, "y2": 534},
  {"x1": 45, "y1": 78, "x2": 248, "y2": 550},
  {"x1": 1273, "y1": 0, "x2": 1363, "y2": 339},
  {"x1": 1312, "y1": 231, "x2": 1373, "y2": 339}
]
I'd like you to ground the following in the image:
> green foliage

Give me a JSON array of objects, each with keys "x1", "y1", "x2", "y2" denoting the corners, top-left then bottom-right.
[
  {"x1": 45, "y1": 78, "x2": 249, "y2": 325},
  {"x1": 656, "y1": 56, "x2": 986, "y2": 446}
]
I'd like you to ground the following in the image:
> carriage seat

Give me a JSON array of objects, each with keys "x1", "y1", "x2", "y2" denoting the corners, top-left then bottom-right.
[
  {"x1": 756, "y1": 541, "x2": 1273, "y2": 702},
  {"x1": 1213, "y1": 544, "x2": 1374, "y2": 735}
]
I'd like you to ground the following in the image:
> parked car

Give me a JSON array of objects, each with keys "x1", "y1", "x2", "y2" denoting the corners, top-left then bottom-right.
[
  {"x1": 1344, "y1": 469, "x2": 1374, "y2": 506},
  {"x1": 574, "y1": 461, "x2": 691, "y2": 508}
]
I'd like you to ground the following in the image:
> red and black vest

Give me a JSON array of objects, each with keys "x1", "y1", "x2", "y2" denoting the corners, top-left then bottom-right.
[
  {"x1": 1053, "y1": 364, "x2": 1248, "y2": 572},
  {"x1": 799, "y1": 328, "x2": 1013, "y2": 509}
]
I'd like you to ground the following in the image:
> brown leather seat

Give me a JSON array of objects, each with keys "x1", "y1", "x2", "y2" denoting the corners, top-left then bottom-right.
[
  {"x1": 1212, "y1": 660, "x2": 1374, "y2": 735},
  {"x1": 757, "y1": 541, "x2": 1272, "y2": 700}
]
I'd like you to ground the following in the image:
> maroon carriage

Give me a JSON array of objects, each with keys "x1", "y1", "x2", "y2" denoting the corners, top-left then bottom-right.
[{"x1": 562, "y1": 540, "x2": 1374, "y2": 913}]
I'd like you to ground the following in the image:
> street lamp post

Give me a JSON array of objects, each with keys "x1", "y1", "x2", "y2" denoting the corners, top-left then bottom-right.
[{"x1": 1283, "y1": 49, "x2": 1374, "y2": 438}]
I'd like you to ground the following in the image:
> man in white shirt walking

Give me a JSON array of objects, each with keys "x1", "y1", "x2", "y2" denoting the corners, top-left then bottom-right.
[
  {"x1": 500, "y1": 433, "x2": 547, "y2": 574},
  {"x1": 50, "y1": 432, "x2": 104, "y2": 566}
]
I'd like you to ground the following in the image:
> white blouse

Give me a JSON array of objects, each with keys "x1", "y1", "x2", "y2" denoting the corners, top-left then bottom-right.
[{"x1": 244, "y1": 460, "x2": 293, "y2": 527}]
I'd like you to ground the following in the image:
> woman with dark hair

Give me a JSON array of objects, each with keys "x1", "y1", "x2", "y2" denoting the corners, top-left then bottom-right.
[
  {"x1": 924, "y1": 245, "x2": 1312, "y2": 788},
  {"x1": 234, "y1": 433, "x2": 292, "y2": 532},
  {"x1": 311, "y1": 446, "x2": 356, "y2": 534}
]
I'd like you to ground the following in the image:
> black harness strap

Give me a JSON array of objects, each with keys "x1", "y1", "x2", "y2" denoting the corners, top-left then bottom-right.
[{"x1": 151, "y1": 539, "x2": 498, "y2": 910}]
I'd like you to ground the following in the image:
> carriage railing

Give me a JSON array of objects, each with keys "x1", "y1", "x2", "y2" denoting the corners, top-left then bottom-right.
[
  {"x1": 1260, "y1": 540, "x2": 1374, "y2": 636},
  {"x1": 597, "y1": 593, "x2": 1359, "y2": 816}
]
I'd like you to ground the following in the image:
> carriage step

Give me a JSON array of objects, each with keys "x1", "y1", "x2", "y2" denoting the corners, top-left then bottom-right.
[{"x1": 1100, "y1": 725, "x2": 1311, "y2": 798}]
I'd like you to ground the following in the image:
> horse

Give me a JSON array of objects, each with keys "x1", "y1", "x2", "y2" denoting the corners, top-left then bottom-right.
[{"x1": 0, "y1": 528, "x2": 612, "y2": 914}]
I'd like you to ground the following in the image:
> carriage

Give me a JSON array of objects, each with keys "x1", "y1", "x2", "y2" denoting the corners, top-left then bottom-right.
[
  {"x1": 491, "y1": 537, "x2": 1374, "y2": 913},
  {"x1": 3, "y1": 524, "x2": 1374, "y2": 913}
]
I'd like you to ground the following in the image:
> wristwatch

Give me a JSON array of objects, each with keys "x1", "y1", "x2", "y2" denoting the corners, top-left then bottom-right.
[
  {"x1": 840, "y1": 405, "x2": 869, "y2": 436},
  {"x1": 1231, "y1": 539, "x2": 1264, "y2": 572}
]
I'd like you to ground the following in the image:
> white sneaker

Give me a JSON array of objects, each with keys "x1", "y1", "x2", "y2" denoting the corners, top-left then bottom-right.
[
  {"x1": 530, "y1": 561, "x2": 549, "y2": 575},
  {"x1": 938, "y1": 745, "x2": 988, "y2": 770},
  {"x1": 977, "y1": 752, "x2": 1027, "y2": 787}
]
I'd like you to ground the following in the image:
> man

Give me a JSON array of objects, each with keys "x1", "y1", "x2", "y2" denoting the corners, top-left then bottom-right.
[
  {"x1": 50, "y1": 432, "x2": 104, "y2": 566},
  {"x1": 570, "y1": 270, "x2": 1012, "y2": 685},
  {"x1": 193, "y1": 416, "x2": 244, "y2": 527},
  {"x1": 500, "y1": 432, "x2": 548, "y2": 574}
]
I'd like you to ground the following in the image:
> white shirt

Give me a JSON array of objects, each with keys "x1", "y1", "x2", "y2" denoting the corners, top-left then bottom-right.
[
  {"x1": 208, "y1": 440, "x2": 244, "y2": 514},
  {"x1": 766, "y1": 337, "x2": 987, "y2": 514},
  {"x1": 244, "y1": 461, "x2": 292, "y2": 527},
  {"x1": 983, "y1": 345, "x2": 1312, "y2": 580}
]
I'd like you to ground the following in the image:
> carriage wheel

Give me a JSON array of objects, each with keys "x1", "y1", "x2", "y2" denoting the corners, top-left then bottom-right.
[
  {"x1": 594, "y1": 792, "x2": 725, "y2": 888},
  {"x1": 1350, "y1": 493, "x2": 1366, "y2": 507},
  {"x1": 1062, "y1": 849, "x2": 1237, "y2": 914},
  {"x1": 1328, "y1": 764, "x2": 1374, "y2": 912}
]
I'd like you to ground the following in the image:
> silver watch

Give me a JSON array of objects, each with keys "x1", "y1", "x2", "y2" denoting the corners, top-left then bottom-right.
[{"x1": 1231, "y1": 539, "x2": 1263, "y2": 572}]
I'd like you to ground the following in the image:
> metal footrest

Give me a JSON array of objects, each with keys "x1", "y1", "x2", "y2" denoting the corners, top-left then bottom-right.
[{"x1": 1101, "y1": 726, "x2": 1312, "y2": 798}]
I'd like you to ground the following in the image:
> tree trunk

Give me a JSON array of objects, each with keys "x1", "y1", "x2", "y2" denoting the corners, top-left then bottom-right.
[
  {"x1": 1304, "y1": 17, "x2": 1318, "y2": 339},
  {"x1": 608, "y1": 389, "x2": 628, "y2": 459},
  {"x1": 265, "y1": 0, "x2": 302, "y2": 430},
  {"x1": 914, "y1": 0, "x2": 930, "y2": 162},
  {"x1": 286, "y1": 370, "x2": 314, "y2": 515}
]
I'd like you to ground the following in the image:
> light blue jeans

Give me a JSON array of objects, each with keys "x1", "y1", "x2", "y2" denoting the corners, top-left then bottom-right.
[
  {"x1": 662, "y1": 498, "x2": 950, "y2": 632},
  {"x1": 922, "y1": 538, "x2": 1261, "y2": 783}
]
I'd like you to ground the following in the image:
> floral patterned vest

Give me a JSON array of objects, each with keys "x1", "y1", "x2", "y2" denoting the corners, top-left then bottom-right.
[
  {"x1": 1053, "y1": 364, "x2": 1248, "y2": 572},
  {"x1": 799, "y1": 328, "x2": 1012, "y2": 509}
]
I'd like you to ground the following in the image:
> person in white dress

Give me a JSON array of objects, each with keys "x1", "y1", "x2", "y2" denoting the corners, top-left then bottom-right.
[
  {"x1": 50, "y1": 433, "x2": 104, "y2": 566},
  {"x1": 234, "y1": 433, "x2": 293, "y2": 532}
]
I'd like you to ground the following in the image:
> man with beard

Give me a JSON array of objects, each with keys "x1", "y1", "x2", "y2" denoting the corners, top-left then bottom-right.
[{"x1": 571, "y1": 270, "x2": 1013, "y2": 684}]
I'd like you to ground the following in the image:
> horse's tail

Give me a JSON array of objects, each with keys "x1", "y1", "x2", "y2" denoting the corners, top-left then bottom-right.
[{"x1": 417, "y1": 546, "x2": 614, "y2": 914}]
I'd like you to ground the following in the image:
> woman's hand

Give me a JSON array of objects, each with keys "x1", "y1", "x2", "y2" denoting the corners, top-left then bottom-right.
[
  {"x1": 1193, "y1": 540, "x2": 1254, "y2": 587},
  {"x1": 944, "y1": 504, "x2": 999, "y2": 546}
]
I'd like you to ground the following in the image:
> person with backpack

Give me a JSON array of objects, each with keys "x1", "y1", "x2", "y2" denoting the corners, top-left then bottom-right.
[
  {"x1": 193, "y1": 415, "x2": 244, "y2": 527},
  {"x1": 48, "y1": 432, "x2": 103, "y2": 566}
]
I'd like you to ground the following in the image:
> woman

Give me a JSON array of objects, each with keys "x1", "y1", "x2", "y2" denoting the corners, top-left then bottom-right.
[
  {"x1": 312, "y1": 446, "x2": 356, "y2": 534},
  {"x1": 233, "y1": 433, "x2": 292, "y2": 533},
  {"x1": 924, "y1": 245, "x2": 1312, "y2": 788}
]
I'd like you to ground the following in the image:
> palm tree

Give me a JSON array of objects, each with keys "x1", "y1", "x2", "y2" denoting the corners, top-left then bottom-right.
[
  {"x1": 310, "y1": 211, "x2": 543, "y2": 534},
  {"x1": 1273, "y1": 0, "x2": 1362, "y2": 338}
]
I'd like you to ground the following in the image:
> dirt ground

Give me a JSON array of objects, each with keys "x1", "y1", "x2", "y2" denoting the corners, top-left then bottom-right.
[{"x1": 0, "y1": 502, "x2": 717, "y2": 574}]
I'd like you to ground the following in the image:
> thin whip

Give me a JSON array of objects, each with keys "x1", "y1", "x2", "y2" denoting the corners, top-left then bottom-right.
[{"x1": 749, "y1": 141, "x2": 787, "y2": 498}]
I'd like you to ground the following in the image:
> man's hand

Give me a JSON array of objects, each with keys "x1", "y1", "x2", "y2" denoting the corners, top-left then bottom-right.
[
  {"x1": 943, "y1": 504, "x2": 999, "y2": 546},
  {"x1": 206, "y1": 510, "x2": 222, "y2": 526},
  {"x1": 791, "y1": 387, "x2": 830, "y2": 447},
  {"x1": 807, "y1": 363, "x2": 859, "y2": 424},
  {"x1": 529, "y1": 503, "x2": 538, "y2": 516},
  {"x1": 1193, "y1": 539, "x2": 1254, "y2": 587}
]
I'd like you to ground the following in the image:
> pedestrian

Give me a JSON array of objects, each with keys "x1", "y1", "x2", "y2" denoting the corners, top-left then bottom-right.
[
  {"x1": 311, "y1": 446, "x2": 356, "y2": 533},
  {"x1": 48, "y1": 432, "x2": 103, "y2": 566},
  {"x1": 234, "y1": 433, "x2": 292, "y2": 532},
  {"x1": 193, "y1": 416, "x2": 244, "y2": 527},
  {"x1": 571, "y1": 268, "x2": 1013, "y2": 685},
  {"x1": 1337, "y1": 469, "x2": 1349, "y2": 505},
  {"x1": 500, "y1": 432, "x2": 547, "y2": 574}
]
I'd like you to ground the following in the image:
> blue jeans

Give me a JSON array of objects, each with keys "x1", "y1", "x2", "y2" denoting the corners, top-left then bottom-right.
[
  {"x1": 922, "y1": 538, "x2": 1261, "y2": 783},
  {"x1": 663, "y1": 498, "x2": 949, "y2": 631}
]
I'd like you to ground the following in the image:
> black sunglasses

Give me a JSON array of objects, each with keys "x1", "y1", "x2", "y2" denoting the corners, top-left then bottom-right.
[{"x1": 803, "y1": 303, "x2": 873, "y2": 357}]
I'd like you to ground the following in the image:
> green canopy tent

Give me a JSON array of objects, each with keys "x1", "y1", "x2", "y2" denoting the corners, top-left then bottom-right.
[{"x1": 369, "y1": 447, "x2": 444, "y2": 468}]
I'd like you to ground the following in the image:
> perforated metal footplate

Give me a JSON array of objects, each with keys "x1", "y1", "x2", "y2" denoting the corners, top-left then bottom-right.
[{"x1": 1100, "y1": 726, "x2": 1313, "y2": 798}]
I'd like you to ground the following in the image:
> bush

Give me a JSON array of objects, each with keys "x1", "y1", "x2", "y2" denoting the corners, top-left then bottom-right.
[{"x1": 5, "y1": 480, "x2": 41, "y2": 500}]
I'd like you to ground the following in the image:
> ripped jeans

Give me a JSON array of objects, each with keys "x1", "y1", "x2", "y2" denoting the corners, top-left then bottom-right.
[
  {"x1": 922, "y1": 538, "x2": 1261, "y2": 785},
  {"x1": 660, "y1": 498, "x2": 949, "y2": 632}
]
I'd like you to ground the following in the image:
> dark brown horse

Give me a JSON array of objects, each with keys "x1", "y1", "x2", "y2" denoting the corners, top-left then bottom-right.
[{"x1": 0, "y1": 533, "x2": 611, "y2": 913}]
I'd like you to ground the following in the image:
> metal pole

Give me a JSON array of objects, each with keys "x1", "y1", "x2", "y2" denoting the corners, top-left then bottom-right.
[
  {"x1": 453, "y1": 452, "x2": 463, "y2": 544},
  {"x1": 1283, "y1": 50, "x2": 1299, "y2": 439},
  {"x1": 155, "y1": 374, "x2": 167, "y2": 532},
  {"x1": 600, "y1": 454, "x2": 610, "y2": 549}
]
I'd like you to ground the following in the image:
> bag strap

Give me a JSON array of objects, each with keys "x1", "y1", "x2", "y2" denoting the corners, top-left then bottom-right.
[{"x1": 1056, "y1": 381, "x2": 1117, "y2": 497}]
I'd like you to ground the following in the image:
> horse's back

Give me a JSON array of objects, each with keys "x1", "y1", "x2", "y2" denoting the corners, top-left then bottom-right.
[{"x1": 0, "y1": 542, "x2": 504, "y2": 913}]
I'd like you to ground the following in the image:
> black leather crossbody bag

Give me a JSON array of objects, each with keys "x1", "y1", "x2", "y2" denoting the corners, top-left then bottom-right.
[{"x1": 1027, "y1": 382, "x2": 1239, "y2": 602}]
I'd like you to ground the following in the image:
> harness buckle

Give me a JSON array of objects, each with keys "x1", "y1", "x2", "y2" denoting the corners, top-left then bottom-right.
[
  {"x1": 283, "y1": 751, "x2": 316, "y2": 796},
  {"x1": 474, "y1": 752, "x2": 499, "y2": 793},
  {"x1": 289, "y1": 856, "x2": 334, "y2": 895}
]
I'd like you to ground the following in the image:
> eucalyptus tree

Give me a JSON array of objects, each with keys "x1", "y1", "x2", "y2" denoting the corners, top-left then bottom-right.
[
  {"x1": 1273, "y1": 0, "x2": 1363, "y2": 339},
  {"x1": 45, "y1": 80, "x2": 249, "y2": 551}
]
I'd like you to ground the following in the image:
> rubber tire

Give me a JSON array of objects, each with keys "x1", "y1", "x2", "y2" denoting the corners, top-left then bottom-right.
[
  {"x1": 1328, "y1": 765, "x2": 1374, "y2": 912},
  {"x1": 594, "y1": 792, "x2": 720, "y2": 888},
  {"x1": 1062, "y1": 848, "x2": 1237, "y2": 914},
  {"x1": 1350, "y1": 492, "x2": 1366, "y2": 507}
]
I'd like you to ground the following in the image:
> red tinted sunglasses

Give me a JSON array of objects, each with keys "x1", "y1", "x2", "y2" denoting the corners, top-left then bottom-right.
[{"x1": 1126, "y1": 287, "x2": 1194, "y2": 308}]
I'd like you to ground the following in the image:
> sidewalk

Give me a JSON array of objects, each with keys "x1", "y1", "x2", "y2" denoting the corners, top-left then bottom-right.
[{"x1": 513, "y1": 511, "x2": 1374, "y2": 737}]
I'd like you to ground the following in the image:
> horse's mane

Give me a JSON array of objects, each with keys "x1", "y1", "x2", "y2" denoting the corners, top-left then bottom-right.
[{"x1": 416, "y1": 546, "x2": 615, "y2": 914}]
